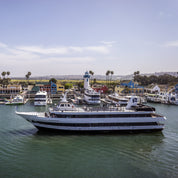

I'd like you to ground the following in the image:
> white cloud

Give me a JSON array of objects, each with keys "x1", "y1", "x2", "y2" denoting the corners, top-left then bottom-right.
[
  {"x1": 0, "y1": 42, "x2": 112, "y2": 62},
  {"x1": 16, "y1": 46, "x2": 68, "y2": 55},
  {"x1": 100, "y1": 41, "x2": 117, "y2": 47},
  {"x1": 0, "y1": 42, "x2": 8, "y2": 48},
  {"x1": 84, "y1": 46, "x2": 109, "y2": 54},
  {"x1": 164, "y1": 40, "x2": 178, "y2": 47},
  {"x1": 15, "y1": 44, "x2": 111, "y2": 55},
  {"x1": 0, "y1": 41, "x2": 114, "y2": 76},
  {"x1": 69, "y1": 46, "x2": 83, "y2": 53}
]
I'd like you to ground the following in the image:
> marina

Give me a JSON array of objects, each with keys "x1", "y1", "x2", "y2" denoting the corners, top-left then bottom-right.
[
  {"x1": 0, "y1": 102, "x2": 178, "y2": 177},
  {"x1": 1, "y1": 0, "x2": 178, "y2": 177}
]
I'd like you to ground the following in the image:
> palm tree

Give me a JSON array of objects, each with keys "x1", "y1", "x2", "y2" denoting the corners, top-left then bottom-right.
[
  {"x1": 1, "y1": 71, "x2": 6, "y2": 79},
  {"x1": 89, "y1": 70, "x2": 94, "y2": 86},
  {"x1": 25, "y1": 74, "x2": 29, "y2": 80},
  {"x1": 7, "y1": 71, "x2": 10, "y2": 78},
  {"x1": 106, "y1": 70, "x2": 110, "y2": 85},
  {"x1": 25, "y1": 71, "x2": 32, "y2": 84},
  {"x1": 27, "y1": 72, "x2": 31, "y2": 77},
  {"x1": 110, "y1": 71, "x2": 114, "y2": 82}
]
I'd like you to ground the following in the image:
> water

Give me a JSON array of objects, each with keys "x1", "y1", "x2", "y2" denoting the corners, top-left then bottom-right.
[{"x1": 0, "y1": 102, "x2": 178, "y2": 178}]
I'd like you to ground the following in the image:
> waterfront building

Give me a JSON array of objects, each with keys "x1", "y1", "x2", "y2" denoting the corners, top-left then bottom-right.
[
  {"x1": 56, "y1": 83, "x2": 65, "y2": 93},
  {"x1": 115, "y1": 81, "x2": 144, "y2": 95},
  {"x1": 0, "y1": 84, "x2": 22, "y2": 94},
  {"x1": 51, "y1": 82, "x2": 57, "y2": 94},
  {"x1": 92, "y1": 84, "x2": 108, "y2": 94},
  {"x1": 31, "y1": 81, "x2": 64, "y2": 95},
  {"x1": 51, "y1": 81, "x2": 65, "y2": 94}
]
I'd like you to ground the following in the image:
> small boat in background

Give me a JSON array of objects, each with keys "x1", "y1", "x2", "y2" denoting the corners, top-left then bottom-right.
[
  {"x1": 34, "y1": 91, "x2": 52, "y2": 106},
  {"x1": 5, "y1": 95, "x2": 25, "y2": 105},
  {"x1": 0, "y1": 98, "x2": 8, "y2": 105}
]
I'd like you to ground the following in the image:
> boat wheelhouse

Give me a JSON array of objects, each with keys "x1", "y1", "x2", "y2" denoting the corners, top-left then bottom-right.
[{"x1": 34, "y1": 91, "x2": 52, "y2": 106}]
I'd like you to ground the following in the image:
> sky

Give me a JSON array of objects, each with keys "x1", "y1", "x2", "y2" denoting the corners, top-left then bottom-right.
[{"x1": 0, "y1": 0, "x2": 178, "y2": 77}]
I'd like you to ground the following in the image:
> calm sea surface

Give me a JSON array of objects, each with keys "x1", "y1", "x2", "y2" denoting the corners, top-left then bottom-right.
[{"x1": 0, "y1": 102, "x2": 178, "y2": 178}]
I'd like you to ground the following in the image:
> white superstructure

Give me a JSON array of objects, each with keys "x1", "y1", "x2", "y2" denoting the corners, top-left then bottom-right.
[
  {"x1": 83, "y1": 71, "x2": 100, "y2": 104},
  {"x1": 5, "y1": 95, "x2": 25, "y2": 105},
  {"x1": 16, "y1": 95, "x2": 166, "y2": 133},
  {"x1": 34, "y1": 91, "x2": 52, "y2": 106},
  {"x1": 108, "y1": 93, "x2": 128, "y2": 105}
]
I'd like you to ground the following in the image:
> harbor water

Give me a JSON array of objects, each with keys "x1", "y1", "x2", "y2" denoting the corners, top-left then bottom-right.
[{"x1": 0, "y1": 102, "x2": 178, "y2": 178}]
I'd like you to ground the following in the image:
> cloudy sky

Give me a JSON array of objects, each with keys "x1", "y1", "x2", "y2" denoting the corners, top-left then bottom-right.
[{"x1": 0, "y1": 0, "x2": 178, "y2": 77}]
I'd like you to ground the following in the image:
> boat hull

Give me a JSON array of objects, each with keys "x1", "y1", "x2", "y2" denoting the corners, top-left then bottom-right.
[
  {"x1": 5, "y1": 102, "x2": 24, "y2": 105},
  {"x1": 16, "y1": 111, "x2": 166, "y2": 133},
  {"x1": 35, "y1": 125, "x2": 163, "y2": 133}
]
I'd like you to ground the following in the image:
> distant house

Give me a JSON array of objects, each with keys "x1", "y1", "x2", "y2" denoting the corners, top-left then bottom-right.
[
  {"x1": 31, "y1": 81, "x2": 65, "y2": 94},
  {"x1": 115, "y1": 81, "x2": 144, "y2": 94},
  {"x1": 56, "y1": 82, "x2": 65, "y2": 93},
  {"x1": 51, "y1": 82, "x2": 57, "y2": 94},
  {"x1": 92, "y1": 84, "x2": 108, "y2": 94},
  {"x1": 36, "y1": 82, "x2": 51, "y2": 93},
  {"x1": 151, "y1": 85, "x2": 160, "y2": 93},
  {"x1": 31, "y1": 82, "x2": 51, "y2": 94}
]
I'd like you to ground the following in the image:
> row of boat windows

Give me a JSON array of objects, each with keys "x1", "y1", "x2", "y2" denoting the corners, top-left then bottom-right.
[
  {"x1": 60, "y1": 104, "x2": 71, "y2": 107},
  {"x1": 88, "y1": 99, "x2": 100, "y2": 101},
  {"x1": 35, "y1": 95, "x2": 47, "y2": 98},
  {"x1": 35, "y1": 100, "x2": 46, "y2": 102},
  {"x1": 49, "y1": 113, "x2": 153, "y2": 118},
  {"x1": 85, "y1": 94, "x2": 100, "y2": 98},
  {"x1": 33, "y1": 121, "x2": 159, "y2": 127}
]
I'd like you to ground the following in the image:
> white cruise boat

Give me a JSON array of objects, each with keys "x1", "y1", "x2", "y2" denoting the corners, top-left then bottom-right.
[
  {"x1": 34, "y1": 91, "x2": 52, "y2": 106},
  {"x1": 5, "y1": 95, "x2": 25, "y2": 105},
  {"x1": 108, "y1": 93, "x2": 128, "y2": 105},
  {"x1": 83, "y1": 71, "x2": 100, "y2": 104},
  {"x1": 84, "y1": 88, "x2": 100, "y2": 104},
  {"x1": 16, "y1": 95, "x2": 166, "y2": 133}
]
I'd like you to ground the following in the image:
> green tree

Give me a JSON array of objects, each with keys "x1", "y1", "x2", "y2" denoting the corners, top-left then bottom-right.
[
  {"x1": 25, "y1": 72, "x2": 32, "y2": 81},
  {"x1": 49, "y1": 78, "x2": 57, "y2": 84},
  {"x1": 7, "y1": 71, "x2": 10, "y2": 78},
  {"x1": 1, "y1": 71, "x2": 6, "y2": 79},
  {"x1": 64, "y1": 83, "x2": 73, "y2": 89},
  {"x1": 77, "y1": 82, "x2": 84, "y2": 90}
]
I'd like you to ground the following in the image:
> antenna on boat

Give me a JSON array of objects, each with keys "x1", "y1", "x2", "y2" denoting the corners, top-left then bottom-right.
[{"x1": 61, "y1": 90, "x2": 69, "y2": 102}]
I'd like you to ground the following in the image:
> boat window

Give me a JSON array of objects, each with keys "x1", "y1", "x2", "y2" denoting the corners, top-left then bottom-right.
[
  {"x1": 60, "y1": 104, "x2": 64, "y2": 107},
  {"x1": 53, "y1": 113, "x2": 152, "y2": 118},
  {"x1": 35, "y1": 95, "x2": 46, "y2": 98},
  {"x1": 133, "y1": 98, "x2": 137, "y2": 103}
]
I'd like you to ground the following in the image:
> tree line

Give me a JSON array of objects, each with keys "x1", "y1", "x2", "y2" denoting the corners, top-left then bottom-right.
[
  {"x1": 0, "y1": 71, "x2": 32, "y2": 86},
  {"x1": 134, "y1": 73, "x2": 178, "y2": 86}
]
